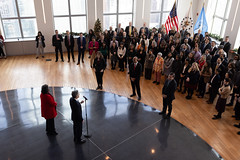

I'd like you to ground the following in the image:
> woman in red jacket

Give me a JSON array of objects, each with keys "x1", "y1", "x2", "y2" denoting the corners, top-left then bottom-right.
[{"x1": 40, "y1": 84, "x2": 58, "y2": 135}]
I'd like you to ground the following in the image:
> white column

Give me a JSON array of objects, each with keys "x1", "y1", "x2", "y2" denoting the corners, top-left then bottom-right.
[
  {"x1": 224, "y1": 0, "x2": 240, "y2": 49},
  {"x1": 34, "y1": 0, "x2": 55, "y2": 53}
]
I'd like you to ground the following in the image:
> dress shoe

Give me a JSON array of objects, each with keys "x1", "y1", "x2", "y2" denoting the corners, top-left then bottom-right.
[
  {"x1": 212, "y1": 115, "x2": 221, "y2": 120},
  {"x1": 237, "y1": 131, "x2": 240, "y2": 135},
  {"x1": 68, "y1": 60, "x2": 70, "y2": 62},
  {"x1": 96, "y1": 86, "x2": 100, "y2": 90},
  {"x1": 88, "y1": 56, "x2": 91, "y2": 58},
  {"x1": 77, "y1": 62, "x2": 80, "y2": 65},
  {"x1": 62, "y1": 60, "x2": 64, "y2": 62},
  {"x1": 156, "y1": 82, "x2": 160, "y2": 85},
  {"x1": 130, "y1": 94, "x2": 136, "y2": 97},
  {"x1": 46, "y1": 131, "x2": 58, "y2": 136},
  {"x1": 55, "y1": 60, "x2": 58, "y2": 62},
  {"x1": 138, "y1": 97, "x2": 141, "y2": 101},
  {"x1": 226, "y1": 103, "x2": 233, "y2": 106},
  {"x1": 82, "y1": 60, "x2": 84, "y2": 63},
  {"x1": 42, "y1": 56, "x2": 44, "y2": 58},
  {"x1": 164, "y1": 114, "x2": 170, "y2": 119},
  {"x1": 159, "y1": 112, "x2": 166, "y2": 115},
  {"x1": 100, "y1": 86, "x2": 103, "y2": 90},
  {"x1": 234, "y1": 124, "x2": 240, "y2": 128},
  {"x1": 178, "y1": 89, "x2": 181, "y2": 92},
  {"x1": 153, "y1": 81, "x2": 156, "y2": 83},
  {"x1": 73, "y1": 60, "x2": 75, "y2": 62},
  {"x1": 232, "y1": 115, "x2": 236, "y2": 118},
  {"x1": 186, "y1": 96, "x2": 192, "y2": 99},
  {"x1": 75, "y1": 139, "x2": 86, "y2": 144},
  {"x1": 36, "y1": 57, "x2": 39, "y2": 59}
]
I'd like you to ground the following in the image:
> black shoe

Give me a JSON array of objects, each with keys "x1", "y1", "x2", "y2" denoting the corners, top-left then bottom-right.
[
  {"x1": 82, "y1": 60, "x2": 84, "y2": 63},
  {"x1": 159, "y1": 112, "x2": 166, "y2": 115},
  {"x1": 138, "y1": 97, "x2": 141, "y2": 101},
  {"x1": 36, "y1": 57, "x2": 39, "y2": 59},
  {"x1": 46, "y1": 131, "x2": 58, "y2": 136},
  {"x1": 77, "y1": 62, "x2": 80, "y2": 65},
  {"x1": 234, "y1": 124, "x2": 240, "y2": 128},
  {"x1": 88, "y1": 56, "x2": 91, "y2": 58},
  {"x1": 96, "y1": 86, "x2": 100, "y2": 90},
  {"x1": 73, "y1": 60, "x2": 75, "y2": 62},
  {"x1": 164, "y1": 114, "x2": 170, "y2": 119},
  {"x1": 130, "y1": 94, "x2": 136, "y2": 97},
  {"x1": 91, "y1": 66, "x2": 93, "y2": 68},
  {"x1": 237, "y1": 131, "x2": 240, "y2": 135},
  {"x1": 62, "y1": 60, "x2": 64, "y2": 62},
  {"x1": 100, "y1": 86, "x2": 103, "y2": 90},
  {"x1": 68, "y1": 60, "x2": 70, "y2": 62},
  {"x1": 232, "y1": 115, "x2": 236, "y2": 118},
  {"x1": 186, "y1": 96, "x2": 192, "y2": 99},
  {"x1": 156, "y1": 82, "x2": 160, "y2": 85},
  {"x1": 226, "y1": 103, "x2": 233, "y2": 106},
  {"x1": 42, "y1": 56, "x2": 44, "y2": 58},
  {"x1": 178, "y1": 89, "x2": 181, "y2": 92},
  {"x1": 153, "y1": 81, "x2": 156, "y2": 83},
  {"x1": 212, "y1": 115, "x2": 221, "y2": 119},
  {"x1": 55, "y1": 60, "x2": 58, "y2": 62}
]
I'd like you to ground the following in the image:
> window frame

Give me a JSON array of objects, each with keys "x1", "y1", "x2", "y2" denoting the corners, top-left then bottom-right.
[
  {"x1": 0, "y1": 0, "x2": 37, "y2": 39},
  {"x1": 103, "y1": 0, "x2": 134, "y2": 30},
  {"x1": 210, "y1": 0, "x2": 232, "y2": 37},
  {"x1": 52, "y1": 0, "x2": 87, "y2": 34},
  {"x1": 149, "y1": 0, "x2": 177, "y2": 28}
]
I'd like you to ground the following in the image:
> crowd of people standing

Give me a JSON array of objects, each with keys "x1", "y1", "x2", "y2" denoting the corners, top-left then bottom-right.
[{"x1": 37, "y1": 21, "x2": 240, "y2": 134}]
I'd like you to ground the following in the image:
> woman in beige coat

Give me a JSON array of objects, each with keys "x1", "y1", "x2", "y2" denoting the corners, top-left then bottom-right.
[{"x1": 212, "y1": 78, "x2": 231, "y2": 119}]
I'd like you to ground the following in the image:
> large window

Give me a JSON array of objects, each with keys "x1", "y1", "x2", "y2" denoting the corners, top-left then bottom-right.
[
  {"x1": 208, "y1": 0, "x2": 232, "y2": 37},
  {"x1": 52, "y1": 0, "x2": 87, "y2": 34},
  {"x1": 103, "y1": 0, "x2": 134, "y2": 30},
  {"x1": 0, "y1": 0, "x2": 37, "y2": 39},
  {"x1": 234, "y1": 26, "x2": 240, "y2": 49},
  {"x1": 150, "y1": 0, "x2": 175, "y2": 28}
]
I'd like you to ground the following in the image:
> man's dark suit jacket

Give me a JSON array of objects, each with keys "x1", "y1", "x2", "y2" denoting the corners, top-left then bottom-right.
[
  {"x1": 52, "y1": 34, "x2": 63, "y2": 47},
  {"x1": 201, "y1": 42, "x2": 211, "y2": 53},
  {"x1": 162, "y1": 79, "x2": 177, "y2": 101},
  {"x1": 220, "y1": 41, "x2": 231, "y2": 54},
  {"x1": 209, "y1": 74, "x2": 221, "y2": 89},
  {"x1": 210, "y1": 46, "x2": 217, "y2": 56},
  {"x1": 69, "y1": 97, "x2": 83, "y2": 122},
  {"x1": 77, "y1": 37, "x2": 86, "y2": 50},
  {"x1": 129, "y1": 62, "x2": 142, "y2": 80},
  {"x1": 64, "y1": 35, "x2": 74, "y2": 48},
  {"x1": 125, "y1": 26, "x2": 134, "y2": 37}
]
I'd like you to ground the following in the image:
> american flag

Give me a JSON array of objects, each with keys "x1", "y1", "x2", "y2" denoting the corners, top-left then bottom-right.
[{"x1": 164, "y1": 2, "x2": 179, "y2": 34}]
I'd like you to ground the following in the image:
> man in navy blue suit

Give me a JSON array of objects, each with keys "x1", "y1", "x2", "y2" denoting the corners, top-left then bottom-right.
[
  {"x1": 159, "y1": 72, "x2": 177, "y2": 119},
  {"x1": 77, "y1": 33, "x2": 86, "y2": 65}
]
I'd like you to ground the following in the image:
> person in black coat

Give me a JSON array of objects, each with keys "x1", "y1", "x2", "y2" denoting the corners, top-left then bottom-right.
[
  {"x1": 69, "y1": 90, "x2": 86, "y2": 144},
  {"x1": 178, "y1": 58, "x2": 190, "y2": 93},
  {"x1": 93, "y1": 52, "x2": 106, "y2": 90},
  {"x1": 220, "y1": 36, "x2": 231, "y2": 55},
  {"x1": 35, "y1": 31, "x2": 45, "y2": 59},
  {"x1": 130, "y1": 56, "x2": 142, "y2": 100},
  {"x1": 207, "y1": 69, "x2": 221, "y2": 104},
  {"x1": 171, "y1": 54, "x2": 182, "y2": 86},
  {"x1": 52, "y1": 30, "x2": 64, "y2": 62},
  {"x1": 125, "y1": 22, "x2": 134, "y2": 38},
  {"x1": 65, "y1": 30, "x2": 75, "y2": 62},
  {"x1": 159, "y1": 72, "x2": 177, "y2": 119},
  {"x1": 77, "y1": 33, "x2": 86, "y2": 64}
]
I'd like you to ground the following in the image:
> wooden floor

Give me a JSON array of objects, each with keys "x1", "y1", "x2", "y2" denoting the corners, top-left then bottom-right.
[{"x1": 0, "y1": 52, "x2": 240, "y2": 160}]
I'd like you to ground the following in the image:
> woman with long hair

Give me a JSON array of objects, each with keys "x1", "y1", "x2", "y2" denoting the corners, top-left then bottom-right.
[
  {"x1": 117, "y1": 42, "x2": 126, "y2": 71},
  {"x1": 40, "y1": 84, "x2": 58, "y2": 136},
  {"x1": 93, "y1": 52, "x2": 106, "y2": 90},
  {"x1": 198, "y1": 61, "x2": 212, "y2": 98},
  {"x1": 35, "y1": 31, "x2": 45, "y2": 59},
  {"x1": 185, "y1": 62, "x2": 200, "y2": 99}
]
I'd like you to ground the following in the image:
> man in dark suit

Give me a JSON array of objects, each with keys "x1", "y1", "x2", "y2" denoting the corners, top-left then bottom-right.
[
  {"x1": 77, "y1": 33, "x2": 86, "y2": 65},
  {"x1": 65, "y1": 30, "x2": 75, "y2": 62},
  {"x1": 115, "y1": 23, "x2": 122, "y2": 34},
  {"x1": 69, "y1": 90, "x2": 86, "y2": 144},
  {"x1": 210, "y1": 41, "x2": 217, "y2": 56},
  {"x1": 125, "y1": 22, "x2": 134, "y2": 38},
  {"x1": 220, "y1": 36, "x2": 231, "y2": 55},
  {"x1": 159, "y1": 72, "x2": 177, "y2": 119},
  {"x1": 139, "y1": 22, "x2": 149, "y2": 36},
  {"x1": 200, "y1": 37, "x2": 211, "y2": 53},
  {"x1": 207, "y1": 69, "x2": 221, "y2": 104},
  {"x1": 52, "y1": 30, "x2": 64, "y2": 62},
  {"x1": 129, "y1": 56, "x2": 142, "y2": 100},
  {"x1": 194, "y1": 29, "x2": 203, "y2": 42}
]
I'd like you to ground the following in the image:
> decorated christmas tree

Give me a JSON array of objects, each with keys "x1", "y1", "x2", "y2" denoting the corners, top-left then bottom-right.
[{"x1": 94, "y1": 18, "x2": 102, "y2": 40}]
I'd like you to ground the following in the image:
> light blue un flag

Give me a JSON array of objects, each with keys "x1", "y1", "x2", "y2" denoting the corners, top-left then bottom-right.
[{"x1": 193, "y1": 6, "x2": 208, "y2": 36}]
